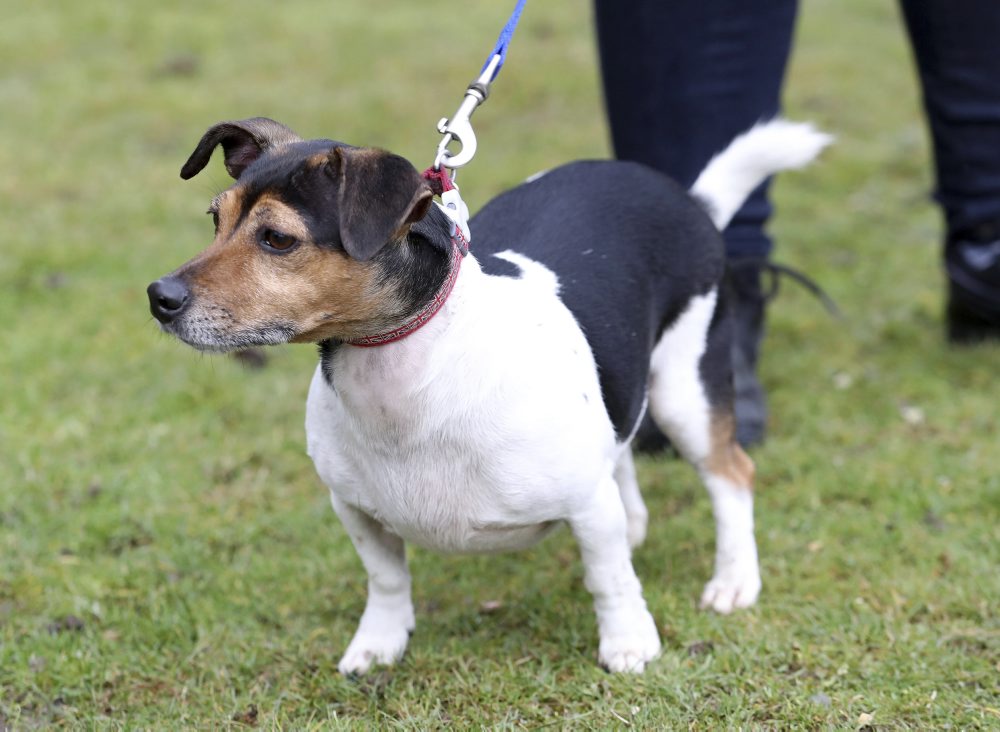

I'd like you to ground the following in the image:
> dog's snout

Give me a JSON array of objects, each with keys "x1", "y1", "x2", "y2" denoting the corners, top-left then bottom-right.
[{"x1": 147, "y1": 276, "x2": 191, "y2": 323}]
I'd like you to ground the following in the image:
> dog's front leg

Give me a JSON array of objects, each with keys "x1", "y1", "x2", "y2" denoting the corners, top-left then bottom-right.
[
  {"x1": 570, "y1": 473, "x2": 661, "y2": 673},
  {"x1": 330, "y1": 495, "x2": 415, "y2": 675}
]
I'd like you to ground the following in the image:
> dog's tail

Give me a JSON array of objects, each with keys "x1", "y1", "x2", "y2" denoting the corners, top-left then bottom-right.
[{"x1": 690, "y1": 119, "x2": 832, "y2": 231}]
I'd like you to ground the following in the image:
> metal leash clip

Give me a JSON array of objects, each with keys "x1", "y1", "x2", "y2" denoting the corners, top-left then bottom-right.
[{"x1": 433, "y1": 54, "x2": 503, "y2": 172}]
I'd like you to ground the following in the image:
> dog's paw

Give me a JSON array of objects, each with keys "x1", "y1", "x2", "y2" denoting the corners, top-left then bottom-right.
[
  {"x1": 338, "y1": 625, "x2": 411, "y2": 675},
  {"x1": 598, "y1": 610, "x2": 661, "y2": 673},
  {"x1": 700, "y1": 564, "x2": 761, "y2": 614}
]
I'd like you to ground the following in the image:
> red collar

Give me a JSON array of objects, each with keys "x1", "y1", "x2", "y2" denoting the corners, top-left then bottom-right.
[{"x1": 344, "y1": 226, "x2": 468, "y2": 348}]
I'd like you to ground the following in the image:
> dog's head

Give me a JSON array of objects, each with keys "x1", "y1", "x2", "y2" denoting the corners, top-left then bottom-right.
[{"x1": 147, "y1": 117, "x2": 444, "y2": 351}]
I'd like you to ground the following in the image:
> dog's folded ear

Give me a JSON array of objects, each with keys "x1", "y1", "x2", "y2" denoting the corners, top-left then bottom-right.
[
  {"x1": 329, "y1": 147, "x2": 433, "y2": 262},
  {"x1": 180, "y1": 118, "x2": 301, "y2": 180}
]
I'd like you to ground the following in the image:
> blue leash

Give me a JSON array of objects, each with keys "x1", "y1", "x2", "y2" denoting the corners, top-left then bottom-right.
[
  {"x1": 482, "y1": 0, "x2": 527, "y2": 81},
  {"x1": 433, "y1": 0, "x2": 528, "y2": 171}
]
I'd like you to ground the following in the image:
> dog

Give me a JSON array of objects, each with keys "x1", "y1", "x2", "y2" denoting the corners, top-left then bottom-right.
[{"x1": 148, "y1": 117, "x2": 828, "y2": 673}]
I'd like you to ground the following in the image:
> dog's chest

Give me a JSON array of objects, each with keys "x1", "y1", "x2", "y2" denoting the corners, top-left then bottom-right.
[{"x1": 305, "y1": 264, "x2": 617, "y2": 553}]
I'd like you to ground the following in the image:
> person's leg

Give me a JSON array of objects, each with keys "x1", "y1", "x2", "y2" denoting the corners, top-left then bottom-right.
[
  {"x1": 898, "y1": 0, "x2": 1000, "y2": 341},
  {"x1": 593, "y1": 0, "x2": 800, "y2": 444},
  {"x1": 594, "y1": 0, "x2": 798, "y2": 258}
]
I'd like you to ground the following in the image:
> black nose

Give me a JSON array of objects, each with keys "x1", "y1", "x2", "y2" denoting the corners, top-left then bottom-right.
[{"x1": 147, "y1": 277, "x2": 190, "y2": 324}]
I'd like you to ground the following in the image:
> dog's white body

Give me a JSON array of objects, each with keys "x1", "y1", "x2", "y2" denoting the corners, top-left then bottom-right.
[{"x1": 307, "y1": 253, "x2": 616, "y2": 554}]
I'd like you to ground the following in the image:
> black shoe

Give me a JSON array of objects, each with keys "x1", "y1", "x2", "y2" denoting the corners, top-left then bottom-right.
[{"x1": 945, "y1": 221, "x2": 1000, "y2": 343}]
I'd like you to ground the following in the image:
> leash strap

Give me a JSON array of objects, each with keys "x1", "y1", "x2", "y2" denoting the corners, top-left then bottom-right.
[
  {"x1": 433, "y1": 0, "x2": 528, "y2": 172},
  {"x1": 483, "y1": 0, "x2": 528, "y2": 81}
]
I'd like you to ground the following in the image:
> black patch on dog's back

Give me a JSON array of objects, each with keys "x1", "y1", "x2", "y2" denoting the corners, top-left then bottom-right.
[{"x1": 470, "y1": 161, "x2": 724, "y2": 439}]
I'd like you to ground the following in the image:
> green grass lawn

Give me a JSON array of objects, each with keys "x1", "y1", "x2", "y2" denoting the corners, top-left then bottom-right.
[{"x1": 2, "y1": 0, "x2": 998, "y2": 728}]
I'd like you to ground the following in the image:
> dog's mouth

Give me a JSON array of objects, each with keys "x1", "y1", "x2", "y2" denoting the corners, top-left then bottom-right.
[{"x1": 158, "y1": 317, "x2": 297, "y2": 353}]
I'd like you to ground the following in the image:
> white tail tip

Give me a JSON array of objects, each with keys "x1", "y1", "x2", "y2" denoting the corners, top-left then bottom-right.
[{"x1": 691, "y1": 119, "x2": 833, "y2": 230}]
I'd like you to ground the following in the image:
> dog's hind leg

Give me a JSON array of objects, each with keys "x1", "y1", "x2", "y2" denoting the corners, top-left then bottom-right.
[
  {"x1": 648, "y1": 288, "x2": 761, "y2": 614},
  {"x1": 615, "y1": 449, "x2": 649, "y2": 549},
  {"x1": 330, "y1": 495, "x2": 415, "y2": 674},
  {"x1": 569, "y1": 471, "x2": 661, "y2": 672}
]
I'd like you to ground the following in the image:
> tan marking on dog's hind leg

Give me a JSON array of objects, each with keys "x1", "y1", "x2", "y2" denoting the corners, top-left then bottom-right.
[{"x1": 705, "y1": 412, "x2": 755, "y2": 490}]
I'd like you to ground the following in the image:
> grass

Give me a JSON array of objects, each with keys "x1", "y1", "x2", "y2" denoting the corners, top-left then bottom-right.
[{"x1": 1, "y1": 0, "x2": 998, "y2": 728}]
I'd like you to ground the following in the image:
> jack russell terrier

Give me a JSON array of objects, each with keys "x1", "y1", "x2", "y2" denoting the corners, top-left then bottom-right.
[{"x1": 148, "y1": 117, "x2": 828, "y2": 673}]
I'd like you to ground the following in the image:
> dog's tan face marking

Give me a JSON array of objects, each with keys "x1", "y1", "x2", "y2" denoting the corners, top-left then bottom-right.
[
  {"x1": 705, "y1": 412, "x2": 756, "y2": 489},
  {"x1": 175, "y1": 187, "x2": 401, "y2": 347}
]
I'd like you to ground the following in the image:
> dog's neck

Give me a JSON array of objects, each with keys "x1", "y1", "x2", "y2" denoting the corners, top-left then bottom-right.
[{"x1": 318, "y1": 205, "x2": 468, "y2": 384}]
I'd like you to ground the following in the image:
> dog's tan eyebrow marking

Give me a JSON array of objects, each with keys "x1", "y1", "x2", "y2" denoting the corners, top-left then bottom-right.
[
  {"x1": 245, "y1": 194, "x2": 312, "y2": 238},
  {"x1": 214, "y1": 186, "x2": 259, "y2": 233}
]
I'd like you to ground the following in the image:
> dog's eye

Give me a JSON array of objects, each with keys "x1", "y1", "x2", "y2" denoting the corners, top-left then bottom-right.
[{"x1": 260, "y1": 229, "x2": 298, "y2": 252}]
